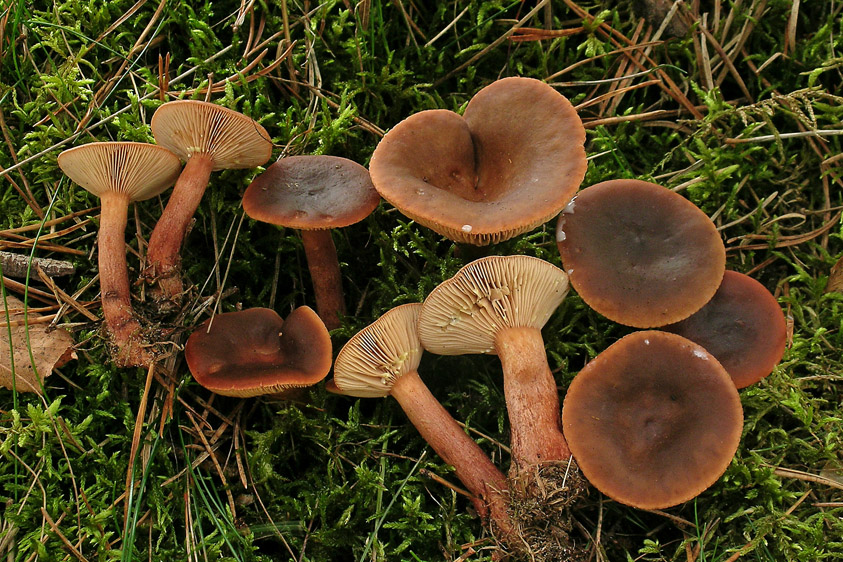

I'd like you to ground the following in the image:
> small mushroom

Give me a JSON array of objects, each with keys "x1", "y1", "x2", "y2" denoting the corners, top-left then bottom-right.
[
  {"x1": 556, "y1": 179, "x2": 726, "y2": 328},
  {"x1": 369, "y1": 77, "x2": 587, "y2": 245},
  {"x1": 562, "y1": 330, "x2": 743, "y2": 509},
  {"x1": 242, "y1": 155, "x2": 380, "y2": 329},
  {"x1": 145, "y1": 100, "x2": 273, "y2": 308},
  {"x1": 417, "y1": 256, "x2": 571, "y2": 480},
  {"x1": 328, "y1": 304, "x2": 511, "y2": 535},
  {"x1": 58, "y1": 142, "x2": 182, "y2": 367},
  {"x1": 663, "y1": 270, "x2": 787, "y2": 388},
  {"x1": 184, "y1": 306, "x2": 331, "y2": 397}
]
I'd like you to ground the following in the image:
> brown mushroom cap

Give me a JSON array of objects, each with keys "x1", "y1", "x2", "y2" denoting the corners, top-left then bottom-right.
[
  {"x1": 242, "y1": 155, "x2": 380, "y2": 229},
  {"x1": 663, "y1": 270, "x2": 786, "y2": 388},
  {"x1": 562, "y1": 330, "x2": 743, "y2": 509},
  {"x1": 556, "y1": 179, "x2": 726, "y2": 328},
  {"x1": 330, "y1": 303, "x2": 423, "y2": 398},
  {"x1": 418, "y1": 255, "x2": 569, "y2": 355},
  {"x1": 57, "y1": 142, "x2": 182, "y2": 201},
  {"x1": 151, "y1": 100, "x2": 272, "y2": 170},
  {"x1": 369, "y1": 77, "x2": 587, "y2": 245},
  {"x1": 184, "y1": 306, "x2": 331, "y2": 397}
]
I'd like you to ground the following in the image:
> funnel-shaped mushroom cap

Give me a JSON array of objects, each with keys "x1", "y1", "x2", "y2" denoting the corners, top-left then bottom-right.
[
  {"x1": 664, "y1": 271, "x2": 786, "y2": 388},
  {"x1": 556, "y1": 179, "x2": 725, "y2": 328},
  {"x1": 185, "y1": 306, "x2": 331, "y2": 397},
  {"x1": 562, "y1": 330, "x2": 743, "y2": 510},
  {"x1": 331, "y1": 304, "x2": 423, "y2": 398},
  {"x1": 369, "y1": 77, "x2": 587, "y2": 245},
  {"x1": 418, "y1": 255, "x2": 569, "y2": 355},
  {"x1": 242, "y1": 155, "x2": 380, "y2": 229},
  {"x1": 151, "y1": 100, "x2": 272, "y2": 170},
  {"x1": 58, "y1": 142, "x2": 182, "y2": 201}
]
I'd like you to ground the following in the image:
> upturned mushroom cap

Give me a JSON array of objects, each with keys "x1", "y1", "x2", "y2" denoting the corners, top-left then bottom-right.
[
  {"x1": 418, "y1": 255, "x2": 569, "y2": 355},
  {"x1": 663, "y1": 270, "x2": 787, "y2": 388},
  {"x1": 242, "y1": 155, "x2": 380, "y2": 229},
  {"x1": 57, "y1": 142, "x2": 182, "y2": 201},
  {"x1": 369, "y1": 77, "x2": 587, "y2": 245},
  {"x1": 562, "y1": 330, "x2": 743, "y2": 510},
  {"x1": 330, "y1": 303, "x2": 423, "y2": 398},
  {"x1": 151, "y1": 100, "x2": 272, "y2": 170},
  {"x1": 184, "y1": 306, "x2": 331, "y2": 397},
  {"x1": 556, "y1": 179, "x2": 726, "y2": 328}
]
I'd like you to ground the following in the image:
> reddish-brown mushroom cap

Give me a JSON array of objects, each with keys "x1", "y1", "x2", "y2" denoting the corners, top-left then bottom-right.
[
  {"x1": 242, "y1": 155, "x2": 380, "y2": 229},
  {"x1": 663, "y1": 270, "x2": 787, "y2": 388},
  {"x1": 562, "y1": 330, "x2": 743, "y2": 510},
  {"x1": 556, "y1": 179, "x2": 726, "y2": 328},
  {"x1": 151, "y1": 100, "x2": 272, "y2": 169},
  {"x1": 369, "y1": 77, "x2": 587, "y2": 245},
  {"x1": 242, "y1": 155, "x2": 379, "y2": 330},
  {"x1": 184, "y1": 306, "x2": 331, "y2": 397}
]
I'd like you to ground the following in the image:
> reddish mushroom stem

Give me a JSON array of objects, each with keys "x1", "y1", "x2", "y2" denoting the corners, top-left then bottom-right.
[
  {"x1": 300, "y1": 229, "x2": 345, "y2": 330},
  {"x1": 99, "y1": 191, "x2": 152, "y2": 367},
  {"x1": 390, "y1": 370, "x2": 512, "y2": 536},
  {"x1": 495, "y1": 326, "x2": 570, "y2": 474},
  {"x1": 145, "y1": 153, "x2": 215, "y2": 304}
]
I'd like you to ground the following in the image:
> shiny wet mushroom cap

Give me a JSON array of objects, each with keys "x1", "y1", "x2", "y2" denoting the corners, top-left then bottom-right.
[
  {"x1": 184, "y1": 306, "x2": 331, "y2": 397},
  {"x1": 242, "y1": 155, "x2": 380, "y2": 330},
  {"x1": 556, "y1": 179, "x2": 726, "y2": 328},
  {"x1": 243, "y1": 155, "x2": 379, "y2": 229},
  {"x1": 562, "y1": 330, "x2": 743, "y2": 510},
  {"x1": 663, "y1": 270, "x2": 787, "y2": 388},
  {"x1": 369, "y1": 77, "x2": 587, "y2": 245}
]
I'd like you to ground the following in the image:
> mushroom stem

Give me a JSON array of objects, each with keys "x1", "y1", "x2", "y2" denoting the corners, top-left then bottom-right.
[
  {"x1": 300, "y1": 229, "x2": 345, "y2": 330},
  {"x1": 390, "y1": 369, "x2": 512, "y2": 535},
  {"x1": 495, "y1": 326, "x2": 570, "y2": 474},
  {"x1": 145, "y1": 153, "x2": 215, "y2": 306},
  {"x1": 99, "y1": 191, "x2": 152, "y2": 367}
]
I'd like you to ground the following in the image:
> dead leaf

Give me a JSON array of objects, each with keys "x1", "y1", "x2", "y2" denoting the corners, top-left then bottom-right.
[
  {"x1": 827, "y1": 255, "x2": 843, "y2": 294},
  {"x1": 0, "y1": 295, "x2": 75, "y2": 393}
]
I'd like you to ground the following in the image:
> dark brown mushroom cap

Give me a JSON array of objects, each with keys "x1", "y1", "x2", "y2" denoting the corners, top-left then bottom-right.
[
  {"x1": 184, "y1": 306, "x2": 331, "y2": 398},
  {"x1": 369, "y1": 77, "x2": 587, "y2": 245},
  {"x1": 58, "y1": 142, "x2": 182, "y2": 201},
  {"x1": 562, "y1": 330, "x2": 743, "y2": 510},
  {"x1": 151, "y1": 100, "x2": 272, "y2": 170},
  {"x1": 556, "y1": 179, "x2": 726, "y2": 328},
  {"x1": 663, "y1": 270, "x2": 786, "y2": 388},
  {"x1": 242, "y1": 155, "x2": 380, "y2": 229}
]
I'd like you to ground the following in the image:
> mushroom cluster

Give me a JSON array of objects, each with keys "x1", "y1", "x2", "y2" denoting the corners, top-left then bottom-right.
[{"x1": 52, "y1": 76, "x2": 788, "y2": 561}]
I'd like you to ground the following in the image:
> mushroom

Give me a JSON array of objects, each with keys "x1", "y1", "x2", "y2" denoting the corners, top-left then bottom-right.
[
  {"x1": 144, "y1": 100, "x2": 273, "y2": 308},
  {"x1": 58, "y1": 142, "x2": 182, "y2": 367},
  {"x1": 562, "y1": 330, "x2": 743, "y2": 509},
  {"x1": 556, "y1": 178, "x2": 726, "y2": 328},
  {"x1": 184, "y1": 306, "x2": 331, "y2": 397},
  {"x1": 328, "y1": 303, "x2": 512, "y2": 536},
  {"x1": 242, "y1": 155, "x2": 380, "y2": 329},
  {"x1": 663, "y1": 270, "x2": 787, "y2": 388},
  {"x1": 417, "y1": 256, "x2": 571, "y2": 483},
  {"x1": 369, "y1": 77, "x2": 587, "y2": 245}
]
